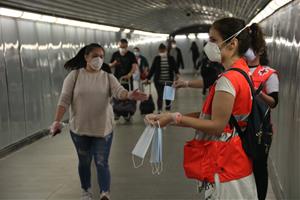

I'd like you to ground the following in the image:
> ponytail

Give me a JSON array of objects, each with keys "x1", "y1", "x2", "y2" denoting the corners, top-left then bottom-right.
[
  {"x1": 64, "y1": 43, "x2": 104, "y2": 71},
  {"x1": 249, "y1": 23, "x2": 266, "y2": 55}
]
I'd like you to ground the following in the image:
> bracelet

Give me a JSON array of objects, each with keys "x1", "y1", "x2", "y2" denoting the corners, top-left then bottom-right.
[{"x1": 174, "y1": 112, "x2": 183, "y2": 124}]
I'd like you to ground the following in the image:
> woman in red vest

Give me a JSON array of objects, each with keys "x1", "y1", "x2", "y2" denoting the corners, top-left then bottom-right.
[
  {"x1": 145, "y1": 17, "x2": 257, "y2": 199},
  {"x1": 244, "y1": 23, "x2": 279, "y2": 200}
]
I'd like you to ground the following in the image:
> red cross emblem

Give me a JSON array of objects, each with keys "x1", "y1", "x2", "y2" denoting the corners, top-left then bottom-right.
[{"x1": 258, "y1": 68, "x2": 269, "y2": 76}]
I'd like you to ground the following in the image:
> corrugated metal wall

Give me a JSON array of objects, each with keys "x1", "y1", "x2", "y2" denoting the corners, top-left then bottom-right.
[
  {"x1": 260, "y1": 1, "x2": 300, "y2": 199},
  {"x1": 0, "y1": 15, "x2": 203, "y2": 150}
]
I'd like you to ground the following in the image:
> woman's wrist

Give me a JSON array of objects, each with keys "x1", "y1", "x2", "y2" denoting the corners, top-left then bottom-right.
[
  {"x1": 185, "y1": 80, "x2": 189, "y2": 88},
  {"x1": 170, "y1": 112, "x2": 182, "y2": 124}
]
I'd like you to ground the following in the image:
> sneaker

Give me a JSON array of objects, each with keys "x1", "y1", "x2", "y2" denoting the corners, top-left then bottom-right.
[
  {"x1": 100, "y1": 192, "x2": 110, "y2": 200},
  {"x1": 81, "y1": 189, "x2": 93, "y2": 200}
]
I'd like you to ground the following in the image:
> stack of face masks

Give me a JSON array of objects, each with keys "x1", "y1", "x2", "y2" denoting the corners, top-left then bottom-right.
[{"x1": 132, "y1": 124, "x2": 163, "y2": 175}]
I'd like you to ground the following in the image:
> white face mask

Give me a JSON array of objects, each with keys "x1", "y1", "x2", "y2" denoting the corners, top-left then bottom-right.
[
  {"x1": 90, "y1": 57, "x2": 103, "y2": 71},
  {"x1": 171, "y1": 44, "x2": 176, "y2": 48},
  {"x1": 119, "y1": 48, "x2": 127, "y2": 55},
  {"x1": 204, "y1": 26, "x2": 248, "y2": 63},
  {"x1": 204, "y1": 41, "x2": 222, "y2": 63},
  {"x1": 244, "y1": 48, "x2": 256, "y2": 62},
  {"x1": 134, "y1": 51, "x2": 140, "y2": 57}
]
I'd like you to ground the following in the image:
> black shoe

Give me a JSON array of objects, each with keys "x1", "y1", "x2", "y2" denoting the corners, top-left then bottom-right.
[{"x1": 165, "y1": 106, "x2": 171, "y2": 111}]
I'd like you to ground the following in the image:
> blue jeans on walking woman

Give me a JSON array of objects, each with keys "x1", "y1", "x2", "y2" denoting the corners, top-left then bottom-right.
[{"x1": 70, "y1": 131, "x2": 113, "y2": 193}]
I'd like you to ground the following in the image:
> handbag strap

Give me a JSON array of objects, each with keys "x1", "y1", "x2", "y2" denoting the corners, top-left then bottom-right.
[{"x1": 71, "y1": 69, "x2": 79, "y2": 102}]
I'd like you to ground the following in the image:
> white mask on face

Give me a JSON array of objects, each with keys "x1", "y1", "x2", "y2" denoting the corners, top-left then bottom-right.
[
  {"x1": 134, "y1": 51, "x2": 140, "y2": 57},
  {"x1": 119, "y1": 48, "x2": 127, "y2": 55},
  {"x1": 171, "y1": 44, "x2": 176, "y2": 48},
  {"x1": 204, "y1": 26, "x2": 248, "y2": 63},
  {"x1": 90, "y1": 57, "x2": 103, "y2": 71},
  {"x1": 204, "y1": 41, "x2": 222, "y2": 63},
  {"x1": 244, "y1": 48, "x2": 256, "y2": 62}
]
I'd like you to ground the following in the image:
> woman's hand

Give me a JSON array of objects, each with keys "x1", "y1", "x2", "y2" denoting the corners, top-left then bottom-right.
[
  {"x1": 49, "y1": 121, "x2": 62, "y2": 137},
  {"x1": 144, "y1": 113, "x2": 175, "y2": 127},
  {"x1": 128, "y1": 89, "x2": 148, "y2": 101},
  {"x1": 173, "y1": 79, "x2": 188, "y2": 88}
]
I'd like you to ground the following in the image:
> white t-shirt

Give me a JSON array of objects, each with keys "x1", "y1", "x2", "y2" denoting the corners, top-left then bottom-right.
[{"x1": 215, "y1": 76, "x2": 236, "y2": 97}]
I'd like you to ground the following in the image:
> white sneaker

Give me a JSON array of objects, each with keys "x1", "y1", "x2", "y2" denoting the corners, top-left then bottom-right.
[
  {"x1": 81, "y1": 189, "x2": 93, "y2": 200},
  {"x1": 100, "y1": 192, "x2": 110, "y2": 200}
]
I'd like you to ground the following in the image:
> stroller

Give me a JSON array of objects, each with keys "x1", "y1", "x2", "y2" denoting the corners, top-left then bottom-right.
[
  {"x1": 139, "y1": 81, "x2": 155, "y2": 115},
  {"x1": 112, "y1": 78, "x2": 137, "y2": 122}
]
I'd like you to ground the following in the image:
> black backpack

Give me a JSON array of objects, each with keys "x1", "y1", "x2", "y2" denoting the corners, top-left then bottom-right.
[{"x1": 228, "y1": 68, "x2": 270, "y2": 160}]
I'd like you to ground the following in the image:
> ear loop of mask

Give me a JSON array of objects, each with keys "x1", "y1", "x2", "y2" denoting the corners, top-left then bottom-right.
[
  {"x1": 220, "y1": 25, "x2": 248, "y2": 46},
  {"x1": 132, "y1": 126, "x2": 155, "y2": 169},
  {"x1": 151, "y1": 121, "x2": 163, "y2": 175}
]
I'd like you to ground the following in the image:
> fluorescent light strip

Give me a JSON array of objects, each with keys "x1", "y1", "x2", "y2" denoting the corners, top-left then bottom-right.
[
  {"x1": 188, "y1": 34, "x2": 196, "y2": 39},
  {"x1": 0, "y1": 7, "x2": 170, "y2": 36},
  {"x1": 133, "y1": 30, "x2": 168, "y2": 38},
  {"x1": 249, "y1": 0, "x2": 292, "y2": 24},
  {"x1": 123, "y1": 29, "x2": 131, "y2": 33},
  {"x1": 197, "y1": 33, "x2": 209, "y2": 39},
  {"x1": 175, "y1": 35, "x2": 187, "y2": 39},
  {"x1": 0, "y1": 7, "x2": 120, "y2": 32}
]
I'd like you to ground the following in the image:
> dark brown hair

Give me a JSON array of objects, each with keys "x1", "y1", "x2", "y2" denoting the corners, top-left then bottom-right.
[
  {"x1": 249, "y1": 23, "x2": 267, "y2": 55},
  {"x1": 64, "y1": 43, "x2": 104, "y2": 70},
  {"x1": 212, "y1": 17, "x2": 250, "y2": 56}
]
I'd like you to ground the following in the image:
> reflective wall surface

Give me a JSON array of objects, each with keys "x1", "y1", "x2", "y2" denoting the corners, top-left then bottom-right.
[
  {"x1": 260, "y1": 1, "x2": 300, "y2": 199},
  {"x1": 0, "y1": 16, "x2": 181, "y2": 150}
]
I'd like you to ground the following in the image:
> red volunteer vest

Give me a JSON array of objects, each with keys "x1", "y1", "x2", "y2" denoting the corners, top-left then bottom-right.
[
  {"x1": 251, "y1": 65, "x2": 277, "y2": 93},
  {"x1": 201, "y1": 58, "x2": 252, "y2": 182}
]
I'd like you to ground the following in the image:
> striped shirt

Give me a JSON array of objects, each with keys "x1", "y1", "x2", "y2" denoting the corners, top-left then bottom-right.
[{"x1": 159, "y1": 56, "x2": 171, "y2": 81}]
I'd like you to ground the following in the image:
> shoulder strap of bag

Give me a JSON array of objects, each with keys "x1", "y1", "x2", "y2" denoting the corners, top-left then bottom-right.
[
  {"x1": 227, "y1": 68, "x2": 253, "y2": 136},
  {"x1": 107, "y1": 72, "x2": 112, "y2": 97},
  {"x1": 71, "y1": 69, "x2": 79, "y2": 102}
]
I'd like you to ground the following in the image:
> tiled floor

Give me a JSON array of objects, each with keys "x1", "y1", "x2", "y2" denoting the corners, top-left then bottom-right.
[{"x1": 0, "y1": 78, "x2": 276, "y2": 200}]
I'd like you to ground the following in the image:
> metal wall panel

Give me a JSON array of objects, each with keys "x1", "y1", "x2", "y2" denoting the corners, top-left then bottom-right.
[
  {"x1": 17, "y1": 20, "x2": 44, "y2": 135},
  {"x1": 0, "y1": 22, "x2": 10, "y2": 149},
  {"x1": 48, "y1": 24, "x2": 66, "y2": 103},
  {"x1": 0, "y1": 17, "x2": 26, "y2": 143},
  {"x1": 35, "y1": 22, "x2": 54, "y2": 127},
  {"x1": 260, "y1": 1, "x2": 300, "y2": 199}
]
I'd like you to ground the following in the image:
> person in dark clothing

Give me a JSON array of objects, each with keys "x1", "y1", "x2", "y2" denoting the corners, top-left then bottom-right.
[
  {"x1": 168, "y1": 40, "x2": 185, "y2": 70},
  {"x1": 198, "y1": 52, "x2": 225, "y2": 95},
  {"x1": 190, "y1": 41, "x2": 200, "y2": 75},
  {"x1": 146, "y1": 43, "x2": 180, "y2": 113},
  {"x1": 109, "y1": 39, "x2": 137, "y2": 91},
  {"x1": 132, "y1": 47, "x2": 149, "y2": 90}
]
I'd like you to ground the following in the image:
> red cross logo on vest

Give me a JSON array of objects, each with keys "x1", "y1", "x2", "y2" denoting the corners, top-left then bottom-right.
[{"x1": 258, "y1": 68, "x2": 269, "y2": 76}]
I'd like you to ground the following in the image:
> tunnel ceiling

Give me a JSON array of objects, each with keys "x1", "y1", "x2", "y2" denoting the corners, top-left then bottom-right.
[{"x1": 0, "y1": 0, "x2": 271, "y2": 34}]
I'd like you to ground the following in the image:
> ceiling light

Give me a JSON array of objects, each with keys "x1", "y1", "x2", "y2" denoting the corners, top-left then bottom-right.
[
  {"x1": 123, "y1": 29, "x2": 131, "y2": 33},
  {"x1": 197, "y1": 33, "x2": 209, "y2": 39},
  {"x1": 188, "y1": 34, "x2": 196, "y2": 39},
  {"x1": 249, "y1": 0, "x2": 292, "y2": 24},
  {"x1": 0, "y1": 7, "x2": 23, "y2": 17},
  {"x1": 21, "y1": 12, "x2": 42, "y2": 20}
]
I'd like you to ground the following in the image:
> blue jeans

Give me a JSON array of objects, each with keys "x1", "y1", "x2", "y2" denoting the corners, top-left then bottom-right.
[{"x1": 70, "y1": 131, "x2": 113, "y2": 193}]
